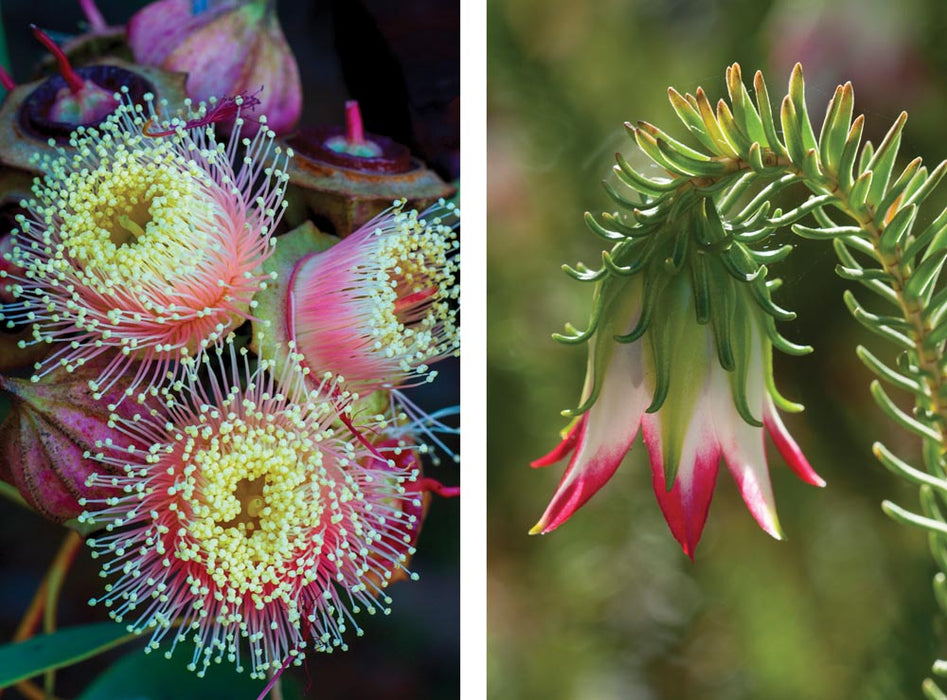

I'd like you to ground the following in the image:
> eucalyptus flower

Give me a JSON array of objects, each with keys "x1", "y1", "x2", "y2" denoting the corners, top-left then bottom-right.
[{"x1": 0, "y1": 92, "x2": 289, "y2": 400}]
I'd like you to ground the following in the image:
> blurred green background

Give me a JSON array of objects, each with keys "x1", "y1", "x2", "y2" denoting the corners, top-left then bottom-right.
[{"x1": 487, "y1": 0, "x2": 947, "y2": 698}]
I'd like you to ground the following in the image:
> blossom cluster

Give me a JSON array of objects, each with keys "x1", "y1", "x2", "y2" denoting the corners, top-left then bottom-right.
[{"x1": 0, "y1": 0, "x2": 459, "y2": 683}]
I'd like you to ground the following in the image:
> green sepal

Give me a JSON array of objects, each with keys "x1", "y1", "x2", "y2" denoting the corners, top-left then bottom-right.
[
  {"x1": 562, "y1": 261, "x2": 607, "y2": 283},
  {"x1": 718, "y1": 171, "x2": 758, "y2": 214},
  {"x1": 603, "y1": 179, "x2": 643, "y2": 210},
  {"x1": 747, "y1": 244, "x2": 793, "y2": 265},
  {"x1": 562, "y1": 275, "x2": 643, "y2": 417},
  {"x1": 761, "y1": 313, "x2": 813, "y2": 355},
  {"x1": 614, "y1": 268, "x2": 667, "y2": 343},
  {"x1": 584, "y1": 211, "x2": 627, "y2": 241},
  {"x1": 763, "y1": 340, "x2": 805, "y2": 413},
  {"x1": 727, "y1": 294, "x2": 763, "y2": 427},
  {"x1": 602, "y1": 237, "x2": 651, "y2": 276},
  {"x1": 706, "y1": 262, "x2": 736, "y2": 370},
  {"x1": 720, "y1": 243, "x2": 762, "y2": 282},
  {"x1": 600, "y1": 211, "x2": 653, "y2": 238},
  {"x1": 691, "y1": 252, "x2": 712, "y2": 324},
  {"x1": 748, "y1": 274, "x2": 796, "y2": 321}
]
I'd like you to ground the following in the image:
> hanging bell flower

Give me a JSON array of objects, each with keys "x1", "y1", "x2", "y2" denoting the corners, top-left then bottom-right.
[
  {"x1": 127, "y1": 0, "x2": 302, "y2": 135},
  {"x1": 532, "y1": 192, "x2": 825, "y2": 557}
]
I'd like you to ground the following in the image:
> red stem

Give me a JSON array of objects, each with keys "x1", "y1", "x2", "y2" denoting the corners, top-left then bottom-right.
[
  {"x1": 345, "y1": 100, "x2": 365, "y2": 145},
  {"x1": 30, "y1": 25, "x2": 85, "y2": 94},
  {"x1": 0, "y1": 65, "x2": 15, "y2": 91}
]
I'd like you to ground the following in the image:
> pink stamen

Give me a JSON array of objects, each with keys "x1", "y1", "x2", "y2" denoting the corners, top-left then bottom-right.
[
  {"x1": 345, "y1": 100, "x2": 365, "y2": 145},
  {"x1": 30, "y1": 25, "x2": 85, "y2": 94},
  {"x1": 393, "y1": 286, "x2": 436, "y2": 315},
  {"x1": 78, "y1": 0, "x2": 108, "y2": 32},
  {"x1": 412, "y1": 478, "x2": 460, "y2": 498},
  {"x1": 255, "y1": 655, "x2": 292, "y2": 700},
  {"x1": 0, "y1": 65, "x2": 15, "y2": 91}
]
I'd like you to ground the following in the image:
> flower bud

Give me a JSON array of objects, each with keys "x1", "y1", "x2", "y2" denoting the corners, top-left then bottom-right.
[
  {"x1": 0, "y1": 357, "x2": 145, "y2": 523},
  {"x1": 128, "y1": 0, "x2": 302, "y2": 135}
]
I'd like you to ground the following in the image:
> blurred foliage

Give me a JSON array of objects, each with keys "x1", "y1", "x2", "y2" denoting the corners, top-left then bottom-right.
[{"x1": 488, "y1": 0, "x2": 947, "y2": 698}]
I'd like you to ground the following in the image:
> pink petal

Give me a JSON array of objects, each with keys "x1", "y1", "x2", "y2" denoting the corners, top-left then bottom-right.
[
  {"x1": 530, "y1": 342, "x2": 649, "y2": 535},
  {"x1": 709, "y1": 361, "x2": 784, "y2": 540},
  {"x1": 764, "y1": 395, "x2": 825, "y2": 487},
  {"x1": 530, "y1": 419, "x2": 581, "y2": 469},
  {"x1": 645, "y1": 412, "x2": 721, "y2": 559}
]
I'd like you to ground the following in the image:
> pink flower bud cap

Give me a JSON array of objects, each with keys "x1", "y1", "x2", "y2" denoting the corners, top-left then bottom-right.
[{"x1": 128, "y1": 0, "x2": 302, "y2": 135}]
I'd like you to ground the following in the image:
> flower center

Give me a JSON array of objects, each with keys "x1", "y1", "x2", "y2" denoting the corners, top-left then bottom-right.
[
  {"x1": 366, "y1": 221, "x2": 458, "y2": 370},
  {"x1": 176, "y1": 417, "x2": 332, "y2": 604},
  {"x1": 50, "y1": 150, "x2": 213, "y2": 285}
]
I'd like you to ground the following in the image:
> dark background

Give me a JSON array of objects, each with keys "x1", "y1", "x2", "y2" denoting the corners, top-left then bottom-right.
[{"x1": 0, "y1": 1, "x2": 459, "y2": 698}]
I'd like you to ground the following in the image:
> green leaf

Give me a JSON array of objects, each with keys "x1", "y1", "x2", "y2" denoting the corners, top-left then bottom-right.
[
  {"x1": 752, "y1": 70, "x2": 787, "y2": 157},
  {"x1": 837, "y1": 115, "x2": 865, "y2": 193},
  {"x1": 0, "y1": 623, "x2": 138, "y2": 688},
  {"x1": 865, "y1": 111, "x2": 908, "y2": 209},
  {"x1": 819, "y1": 82, "x2": 854, "y2": 175},
  {"x1": 726, "y1": 64, "x2": 767, "y2": 148},
  {"x1": 76, "y1": 647, "x2": 282, "y2": 700},
  {"x1": 667, "y1": 87, "x2": 719, "y2": 154}
]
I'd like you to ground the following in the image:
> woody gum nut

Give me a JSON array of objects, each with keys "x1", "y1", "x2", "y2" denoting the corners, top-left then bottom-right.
[{"x1": 0, "y1": 59, "x2": 186, "y2": 172}]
